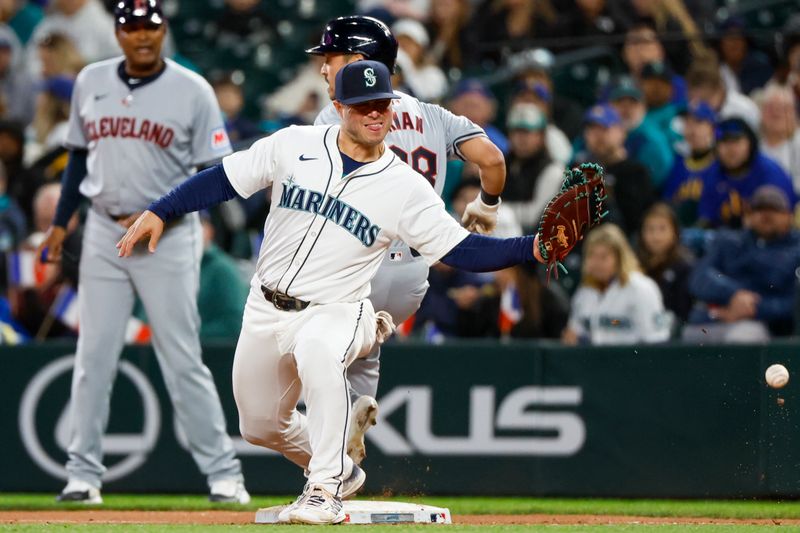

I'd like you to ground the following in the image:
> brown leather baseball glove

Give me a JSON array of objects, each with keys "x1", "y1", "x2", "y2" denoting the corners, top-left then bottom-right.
[{"x1": 535, "y1": 162, "x2": 607, "y2": 280}]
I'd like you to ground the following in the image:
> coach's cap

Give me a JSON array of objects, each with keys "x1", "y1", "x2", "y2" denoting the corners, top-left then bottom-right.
[
  {"x1": 751, "y1": 185, "x2": 790, "y2": 212},
  {"x1": 114, "y1": 0, "x2": 164, "y2": 27},
  {"x1": 686, "y1": 100, "x2": 716, "y2": 124},
  {"x1": 609, "y1": 76, "x2": 642, "y2": 101},
  {"x1": 641, "y1": 61, "x2": 674, "y2": 82},
  {"x1": 335, "y1": 60, "x2": 401, "y2": 105},
  {"x1": 584, "y1": 104, "x2": 622, "y2": 128},
  {"x1": 507, "y1": 103, "x2": 546, "y2": 131}
]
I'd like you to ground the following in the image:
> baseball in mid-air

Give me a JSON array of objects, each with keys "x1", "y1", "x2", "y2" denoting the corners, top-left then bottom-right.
[{"x1": 765, "y1": 364, "x2": 790, "y2": 389}]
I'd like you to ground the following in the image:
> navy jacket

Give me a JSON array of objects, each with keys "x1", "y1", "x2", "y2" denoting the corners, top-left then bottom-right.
[{"x1": 688, "y1": 229, "x2": 800, "y2": 333}]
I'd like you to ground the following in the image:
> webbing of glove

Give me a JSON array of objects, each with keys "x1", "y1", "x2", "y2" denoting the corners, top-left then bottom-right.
[{"x1": 536, "y1": 163, "x2": 608, "y2": 281}]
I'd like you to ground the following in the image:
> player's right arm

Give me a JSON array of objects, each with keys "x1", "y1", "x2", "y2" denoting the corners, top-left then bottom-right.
[
  {"x1": 117, "y1": 132, "x2": 281, "y2": 256},
  {"x1": 38, "y1": 68, "x2": 90, "y2": 264}
]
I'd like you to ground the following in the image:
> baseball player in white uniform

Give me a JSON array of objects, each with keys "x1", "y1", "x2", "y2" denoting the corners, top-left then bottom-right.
[
  {"x1": 307, "y1": 17, "x2": 506, "y2": 462},
  {"x1": 117, "y1": 61, "x2": 542, "y2": 524},
  {"x1": 38, "y1": 0, "x2": 248, "y2": 504}
]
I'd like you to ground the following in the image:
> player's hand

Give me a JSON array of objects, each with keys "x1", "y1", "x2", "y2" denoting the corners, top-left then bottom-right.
[
  {"x1": 116, "y1": 210, "x2": 165, "y2": 257},
  {"x1": 37, "y1": 226, "x2": 67, "y2": 264},
  {"x1": 116, "y1": 211, "x2": 144, "y2": 229},
  {"x1": 532, "y1": 234, "x2": 545, "y2": 264},
  {"x1": 461, "y1": 193, "x2": 499, "y2": 235}
]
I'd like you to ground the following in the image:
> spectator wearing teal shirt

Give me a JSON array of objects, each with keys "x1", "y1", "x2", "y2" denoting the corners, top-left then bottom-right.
[
  {"x1": 640, "y1": 62, "x2": 682, "y2": 150},
  {"x1": 608, "y1": 77, "x2": 674, "y2": 190},
  {"x1": 198, "y1": 215, "x2": 248, "y2": 340}
]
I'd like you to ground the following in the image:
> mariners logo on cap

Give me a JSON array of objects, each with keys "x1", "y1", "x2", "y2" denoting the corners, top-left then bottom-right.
[{"x1": 364, "y1": 67, "x2": 377, "y2": 87}]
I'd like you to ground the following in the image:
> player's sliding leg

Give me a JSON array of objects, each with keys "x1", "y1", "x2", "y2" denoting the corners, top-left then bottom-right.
[
  {"x1": 60, "y1": 212, "x2": 137, "y2": 504},
  {"x1": 131, "y1": 217, "x2": 247, "y2": 503},
  {"x1": 346, "y1": 254, "x2": 429, "y2": 465}
]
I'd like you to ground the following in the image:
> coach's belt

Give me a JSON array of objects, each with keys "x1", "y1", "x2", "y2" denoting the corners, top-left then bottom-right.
[{"x1": 261, "y1": 286, "x2": 310, "y2": 312}]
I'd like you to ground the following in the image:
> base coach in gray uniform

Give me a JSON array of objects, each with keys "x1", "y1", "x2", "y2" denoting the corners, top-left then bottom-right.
[{"x1": 38, "y1": 0, "x2": 249, "y2": 504}]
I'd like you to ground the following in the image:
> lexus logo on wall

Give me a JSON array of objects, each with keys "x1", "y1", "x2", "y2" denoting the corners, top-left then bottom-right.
[{"x1": 18, "y1": 355, "x2": 161, "y2": 482}]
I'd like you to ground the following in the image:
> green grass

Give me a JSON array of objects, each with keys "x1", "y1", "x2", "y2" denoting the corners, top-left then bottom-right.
[
  {"x1": 0, "y1": 526, "x2": 798, "y2": 532},
  {"x1": 3, "y1": 494, "x2": 800, "y2": 519}
]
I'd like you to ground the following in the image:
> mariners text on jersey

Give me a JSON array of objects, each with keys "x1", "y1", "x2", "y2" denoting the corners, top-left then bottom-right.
[{"x1": 278, "y1": 180, "x2": 380, "y2": 247}]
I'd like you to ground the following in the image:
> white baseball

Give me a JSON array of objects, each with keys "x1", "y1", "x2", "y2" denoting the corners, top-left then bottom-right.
[{"x1": 766, "y1": 364, "x2": 790, "y2": 389}]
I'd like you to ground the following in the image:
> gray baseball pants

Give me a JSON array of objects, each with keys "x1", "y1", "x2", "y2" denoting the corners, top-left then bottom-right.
[{"x1": 65, "y1": 208, "x2": 242, "y2": 488}]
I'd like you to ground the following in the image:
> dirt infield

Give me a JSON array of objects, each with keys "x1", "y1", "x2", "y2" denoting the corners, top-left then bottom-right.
[{"x1": 2, "y1": 511, "x2": 799, "y2": 526}]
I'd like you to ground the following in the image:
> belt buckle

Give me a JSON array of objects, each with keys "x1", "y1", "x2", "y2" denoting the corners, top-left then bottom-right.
[{"x1": 271, "y1": 289, "x2": 282, "y2": 310}]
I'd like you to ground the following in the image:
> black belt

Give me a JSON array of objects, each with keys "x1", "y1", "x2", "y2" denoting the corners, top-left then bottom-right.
[{"x1": 261, "y1": 285, "x2": 309, "y2": 312}]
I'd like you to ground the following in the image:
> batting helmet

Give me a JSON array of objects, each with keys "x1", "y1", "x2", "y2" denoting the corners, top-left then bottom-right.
[
  {"x1": 114, "y1": 0, "x2": 164, "y2": 27},
  {"x1": 306, "y1": 16, "x2": 398, "y2": 73}
]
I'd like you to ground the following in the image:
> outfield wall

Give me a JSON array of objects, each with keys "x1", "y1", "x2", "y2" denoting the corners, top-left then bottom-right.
[{"x1": 3, "y1": 340, "x2": 799, "y2": 497}]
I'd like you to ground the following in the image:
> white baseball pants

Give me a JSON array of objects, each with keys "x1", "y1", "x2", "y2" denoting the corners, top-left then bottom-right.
[{"x1": 233, "y1": 280, "x2": 377, "y2": 496}]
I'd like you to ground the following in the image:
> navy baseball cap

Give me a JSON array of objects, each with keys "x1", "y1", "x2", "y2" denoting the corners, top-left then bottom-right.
[
  {"x1": 114, "y1": 0, "x2": 164, "y2": 27},
  {"x1": 686, "y1": 101, "x2": 716, "y2": 124},
  {"x1": 584, "y1": 104, "x2": 622, "y2": 128},
  {"x1": 335, "y1": 60, "x2": 401, "y2": 105},
  {"x1": 716, "y1": 117, "x2": 750, "y2": 141},
  {"x1": 641, "y1": 61, "x2": 674, "y2": 82}
]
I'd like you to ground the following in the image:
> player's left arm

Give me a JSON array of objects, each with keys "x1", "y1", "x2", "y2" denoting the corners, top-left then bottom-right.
[
  {"x1": 396, "y1": 175, "x2": 542, "y2": 273},
  {"x1": 433, "y1": 102, "x2": 507, "y2": 234}
]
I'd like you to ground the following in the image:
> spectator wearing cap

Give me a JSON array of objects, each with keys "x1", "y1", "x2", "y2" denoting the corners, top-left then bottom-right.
[
  {"x1": 507, "y1": 48, "x2": 584, "y2": 140},
  {"x1": 758, "y1": 85, "x2": 800, "y2": 193},
  {"x1": 640, "y1": 62, "x2": 681, "y2": 147},
  {"x1": 447, "y1": 78, "x2": 508, "y2": 153},
  {"x1": 27, "y1": 0, "x2": 121, "y2": 74},
  {"x1": 392, "y1": 18, "x2": 448, "y2": 102},
  {"x1": 715, "y1": 16, "x2": 773, "y2": 96},
  {"x1": 685, "y1": 185, "x2": 800, "y2": 342},
  {"x1": 698, "y1": 117, "x2": 796, "y2": 228},
  {"x1": 0, "y1": 23, "x2": 34, "y2": 124},
  {"x1": 686, "y1": 56, "x2": 760, "y2": 131},
  {"x1": 502, "y1": 103, "x2": 564, "y2": 233},
  {"x1": 607, "y1": 76, "x2": 673, "y2": 189},
  {"x1": 468, "y1": 0, "x2": 557, "y2": 68},
  {"x1": 622, "y1": 21, "x2": 687, "y2": 105},
  {"x1": 574, "y1": 103, "x2": 655, "y2": 235},
  {"x1": 509, "y1": 79, "x2": 571, "y2": 165},
  {"x1": 26, "y1": 76, "x2": 73, "y2": 165},
  {"x1": 662, "y1": 101, "x2": 717, "y2": 226}
]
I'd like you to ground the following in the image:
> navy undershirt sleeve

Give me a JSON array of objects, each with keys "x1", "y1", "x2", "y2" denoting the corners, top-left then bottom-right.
[
  {"x1": 148, "y1": 163, "x2": 239, "y2": 222},
  {"x1": 53, "y1": 149, "x2": 88, "y2": 228},
  {"x1": 440, "y1": 233, "x2": 536, "y2": 272}
]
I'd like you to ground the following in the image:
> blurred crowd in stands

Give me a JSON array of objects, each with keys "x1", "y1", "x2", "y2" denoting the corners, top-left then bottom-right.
[{"x1": 0, "y1": 0, "x2": 799, "y2": 346}]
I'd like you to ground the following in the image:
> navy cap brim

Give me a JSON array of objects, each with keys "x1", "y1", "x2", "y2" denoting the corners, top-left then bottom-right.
[{"x1": 338, "y1": 92, "x2": 401, "y2": 105}]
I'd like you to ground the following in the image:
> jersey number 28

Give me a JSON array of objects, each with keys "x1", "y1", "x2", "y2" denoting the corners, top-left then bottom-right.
[{"x1": 389, "y1": 145, "x2": 437, "y2": 187}]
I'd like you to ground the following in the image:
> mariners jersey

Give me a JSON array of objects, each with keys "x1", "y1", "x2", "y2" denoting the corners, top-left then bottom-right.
[
  {"x1": 65, "y1": 57, "x2": 232, "y2": 214},
  {"x1": 222, "y1": 124, "x2": 470, "y2": 304},
  {"x1": 315, "y1": 90, "x2": 485, "y2": 197},
  {"x1": 568, "y1": 272, "x2": 671, "y2": 345}
]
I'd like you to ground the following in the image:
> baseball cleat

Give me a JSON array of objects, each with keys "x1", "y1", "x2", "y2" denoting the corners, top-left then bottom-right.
[
  {"x1": 289, "y1": 485, "x2": 345, "y2": 524},
  {"x1": 278, "y1": 484, "x2": 310, "y2": 523},
  {"x1": 56, "y1": 479, "x2": 103, "y2": 504},
  {"x1": 347, "y1": 395, "x2": 378, "y2": 465},
  {"x1": 209, "y1": 478, "x2": 251, "y2": 504},
  {"x1": 341, "y1": 463, "x2": 366, "y2": 499}
]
